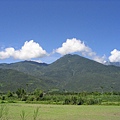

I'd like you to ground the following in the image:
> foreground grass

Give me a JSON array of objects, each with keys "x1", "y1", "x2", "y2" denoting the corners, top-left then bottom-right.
[{"x1": 1, "y1": 103, "x2": 120, "y2": 120}]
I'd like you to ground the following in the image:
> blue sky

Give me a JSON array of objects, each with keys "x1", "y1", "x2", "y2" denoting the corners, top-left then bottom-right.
[{"x1": 0, "y1": 0, "x2": 120, "y2": 64}]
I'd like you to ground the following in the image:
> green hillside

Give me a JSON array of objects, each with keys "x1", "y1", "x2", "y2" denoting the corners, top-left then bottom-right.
[
  {"x1": 0, "y1": 68, "x2": 47, "y2": 93},
  {"x1": 0, "y1": 61, "x2": 48, "y2": 76},
  {"x1": 41, "y1": 54, "x2": 120, "y2": 92},
  {"x1": 0, "y1": 54, "x2": 120, "y2": 92}
]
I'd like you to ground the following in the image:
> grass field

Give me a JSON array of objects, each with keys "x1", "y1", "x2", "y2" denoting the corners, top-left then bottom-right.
[{"x1": 0, "y1": 103, "x2": 120, "y2": 120}]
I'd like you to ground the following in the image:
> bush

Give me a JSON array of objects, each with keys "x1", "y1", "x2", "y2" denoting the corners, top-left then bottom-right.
[
  {"x1": 63, "y1": 98, "x2": 71, "y2": 105},
  {"x1": 27, "y1": 96, "x2": 34, "y2": 101},
  {"x1": 21, "y1": 96, "x2": 28, "y2": 101},
  {"x1": 77, "y1": 97, "x2": 85, "y2": 105},
  {"x1": 34, "y1": 89, "x2": 43, "y2": 101},
  {"x1": 7, "y1": 91, "x2": 13, "y2": 97},
  {"x1": 71, "y1": 96, "x2": 77, "y2": 105},
  {"x1": 1, "y1": 96, "x2": 5, "y2": 100},
  {"x1": 86, "y1": 98, "x2": 102, "y2": 105}
]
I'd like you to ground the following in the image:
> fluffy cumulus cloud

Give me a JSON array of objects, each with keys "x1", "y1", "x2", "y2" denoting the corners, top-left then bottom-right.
[
  {"x1": 0, "y1": 40, "x2": 47, "y2": 60},
  {"x1": 93, "y1": 55, "x2": 106, "y2": 64},
  {"x1": 109, "y1": 49, "x2": 120, "y2": 62},
  {"x1": 0, "y1": 47, "x2": 15, "y2": 59},
  {"x1": 0, "y1": 38, "x2": 107, "y2": 64},
  {"x1": 56, "y1": 38, "x2": 91, "y2": 55},
  {"x1": 13, "y1": 40, "x2": 47, "y2": 60},
  {"x1": 55, "y1": 38, "x2": 106, "y2": 63}
]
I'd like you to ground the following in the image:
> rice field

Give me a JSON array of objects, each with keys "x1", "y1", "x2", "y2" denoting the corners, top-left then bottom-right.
[{"x1": 1, "y1": 103, "x2": 120, "y2": 120}]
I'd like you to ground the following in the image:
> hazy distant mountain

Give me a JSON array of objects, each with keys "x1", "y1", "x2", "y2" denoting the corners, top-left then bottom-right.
[{"x1": 0, "y1": 54, "x2": 120, "y2": 92}]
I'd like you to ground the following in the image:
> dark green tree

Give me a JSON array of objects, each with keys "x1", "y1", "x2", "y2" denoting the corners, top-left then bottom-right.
[
  {"x1": 7, "y1": 91, "x2": 13, "y2": 97},
  {"x1": 16, "y1": 88, "x2": 26, "y2": 99},
  {"x1": 34, "y1": 89, "x2": 43, "y2": 101}
]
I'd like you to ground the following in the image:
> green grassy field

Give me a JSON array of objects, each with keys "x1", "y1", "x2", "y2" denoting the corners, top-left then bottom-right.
[{"x1": 1, "y1": 103, "x2": 120, "y2": 120}]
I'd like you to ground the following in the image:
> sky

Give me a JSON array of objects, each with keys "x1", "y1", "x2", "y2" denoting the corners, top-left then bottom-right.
[{"x1": 0, "y1": 0, "x2": 120, "y2": 64}]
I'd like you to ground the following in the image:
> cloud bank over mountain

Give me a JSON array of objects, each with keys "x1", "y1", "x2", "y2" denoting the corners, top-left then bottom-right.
[
  {"x1": 0, "y1": 38, "x2": 119, "y2": 64},
  {"x1": 55, "y1": 38, "x2": 106, "y2": 63}
]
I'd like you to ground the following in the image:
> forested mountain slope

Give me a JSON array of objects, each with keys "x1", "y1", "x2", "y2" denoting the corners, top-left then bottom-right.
[{"x1": 0, "y1": 54, "x2": 120, "y2": 92}]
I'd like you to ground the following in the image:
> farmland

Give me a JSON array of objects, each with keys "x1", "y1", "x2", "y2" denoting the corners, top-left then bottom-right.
[
  {"x1": 0, "y1": 88, "x2": 120, "y2": 120},
  {"x1": 0, "y1": 103, "x2": 120, "y2": 120}
]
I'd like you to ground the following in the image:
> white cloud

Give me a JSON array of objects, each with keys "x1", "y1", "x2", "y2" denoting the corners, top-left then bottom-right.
[
  {"x1": 109, "y1": 49, "x2": 120, "y2": 62},
  {"x1": 27, "y1": 59, "x2": 43, "y2": 63},
  {"x1": 55, "y1": 38, "x2": 91, "y2": 55},
  {"x1": 55, "y1": 38, "x2": 106, "y2": 63},
  {"x1": 0, "y1": 40, "x2": 47, "y2": 60},
  {"x1": 0, "y1": 48, "x2": 15, "y2": 59},
  {"x1": 13, "y1": 40, "x2": 47, "y2": 60},
  {"x1": 93, "y1": 55, "x2": 106, "y2": 64},
  {"x1": 0, "y1": 38, "x2": 107, "y2": 64}
]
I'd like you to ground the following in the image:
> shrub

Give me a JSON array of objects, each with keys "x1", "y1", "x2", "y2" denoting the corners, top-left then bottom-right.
[
  {"x1": 1, "y1": 96, "x2": 5, "y2": 100},
  {"x1": 27, "y1": 96, "x2": 34, "y2": 101},
  {"x1": 71, "y1": 96, "x2": 77, "y2": 105},
  {"x1": 77, "y1": 97, "x2": 85, "y2": 105},
  {"x1": 34, "y1": 89, "x2": 43, "y2": 101},
  {"x1": 63, "y1": 98, "x2": 71, "y2": 105},
  {"x1": 86, "y1": 98, "x2": 102, "y2": 105},
  {"x1": 7, "y1": 91, "x2": 13, "y2": 97},
  {"x1": 21, "y1": 96, "x2": 28, "y2": 101}
]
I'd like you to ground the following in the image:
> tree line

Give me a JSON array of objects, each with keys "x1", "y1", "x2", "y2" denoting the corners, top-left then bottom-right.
[{"x1": 0, "y1": 88, "x2": 120, "y2": 105}]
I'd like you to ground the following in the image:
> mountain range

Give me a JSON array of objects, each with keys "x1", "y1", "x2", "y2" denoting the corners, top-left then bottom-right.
[{"x1": 0, "y1": 54, "x2": 120, "y2": 93}]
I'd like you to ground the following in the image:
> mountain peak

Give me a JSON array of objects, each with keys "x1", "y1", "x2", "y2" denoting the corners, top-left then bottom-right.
[{"x1": 0, "y1": 54, "x2": 120, "y2": 92}]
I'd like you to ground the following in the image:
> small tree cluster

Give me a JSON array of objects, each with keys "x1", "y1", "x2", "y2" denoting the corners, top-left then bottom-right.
[
  {"x1": 63, "y1": 96, "x2": 102, "y2": 105},
  {"x1": 16, "y1": 88, "x2": 26, "y2": 100}
]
